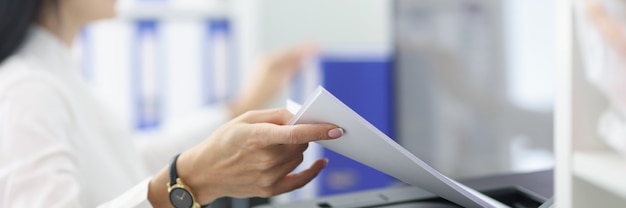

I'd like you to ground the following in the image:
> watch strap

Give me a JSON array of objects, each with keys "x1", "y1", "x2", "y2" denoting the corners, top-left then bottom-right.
[
  {"x1": 169, "y1": 153, "x2": 212, "y2": 208},
  {"x1": 169, "y1": 153, "x2": 181, "y2": 186}
]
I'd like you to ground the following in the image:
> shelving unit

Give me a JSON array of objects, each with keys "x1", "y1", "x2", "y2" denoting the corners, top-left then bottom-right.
[
  {"x1": 556, "y1": 0, "x2": 626, "y2": 207},
  {"x1": 80, "y1": 1, "x2": 246, "y2": 207},
  {"x1": 573, "y1": 152, "x2": 626, "y2": 199},
  {"x1": 116, "y1": 0, "x2": 230, "y2": 20}
]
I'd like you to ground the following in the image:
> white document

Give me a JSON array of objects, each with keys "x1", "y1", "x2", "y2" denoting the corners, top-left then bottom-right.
[{"x1": 287, "y1": 86, "x2": 508, "y2": 208}]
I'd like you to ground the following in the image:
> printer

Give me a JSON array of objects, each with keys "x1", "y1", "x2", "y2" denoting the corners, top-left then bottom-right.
[{"x1": 255, "y1": 170, "x2": 553, "y2": 208}]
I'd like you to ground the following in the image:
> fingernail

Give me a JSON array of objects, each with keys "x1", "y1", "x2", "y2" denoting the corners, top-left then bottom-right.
[
  {"x1": 322, "y1": 158, "x2": 329, "y2": 167},
  {"x1": 328, "y1": 128, "x2": 344, "y2": 138}
]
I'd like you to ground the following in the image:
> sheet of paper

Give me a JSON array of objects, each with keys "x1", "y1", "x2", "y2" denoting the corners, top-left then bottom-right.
[{"x1": 288, "y1": 86, "x2": 508, "y2": 208}]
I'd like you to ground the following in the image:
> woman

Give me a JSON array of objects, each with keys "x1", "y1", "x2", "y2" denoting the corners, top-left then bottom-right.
[{"x1": 0, "y1": 0, "x2": 344, "y2": 207}]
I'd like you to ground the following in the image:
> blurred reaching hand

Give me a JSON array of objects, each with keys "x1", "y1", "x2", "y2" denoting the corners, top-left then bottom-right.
[
  {"x1": 229, "y1": 43, "x2": 318, "y2": 117},
  {"x1": 586, "y1": 1, "x2": 626, "y2": 56}
]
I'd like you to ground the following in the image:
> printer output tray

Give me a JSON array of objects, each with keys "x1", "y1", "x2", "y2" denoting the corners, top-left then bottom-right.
[{"x1": 255, "y1": 170, "x2": 552, "y2": 208}]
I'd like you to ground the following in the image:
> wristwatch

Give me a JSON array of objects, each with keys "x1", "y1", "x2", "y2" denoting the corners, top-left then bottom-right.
[{"x1": 167, "y1": 153, "x2": 208, "y2": 208}]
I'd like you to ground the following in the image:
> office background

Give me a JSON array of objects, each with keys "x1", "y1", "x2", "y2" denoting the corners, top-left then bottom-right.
[{"x1": 74, "y1": 0, "x2": 556, "y2": 206}]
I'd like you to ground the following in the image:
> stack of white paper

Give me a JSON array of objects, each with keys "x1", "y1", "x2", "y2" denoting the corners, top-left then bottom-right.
[{"x1": 288, "y1": 86, "x2": 508, "y2": 208}]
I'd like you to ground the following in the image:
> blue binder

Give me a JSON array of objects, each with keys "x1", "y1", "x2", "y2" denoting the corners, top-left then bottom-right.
[
  {"x1": 131, "y1": 21, "x2": 164, "y2": 130},
  {"x1": 202, "y1": 18, "x2": 236, "y2": 105},
  {"x1": 317, "y1": 54, "x2": 395, "y2": 196},
  {"x1": 77, "y1": 28, "x2": 93, "y2": 81}
]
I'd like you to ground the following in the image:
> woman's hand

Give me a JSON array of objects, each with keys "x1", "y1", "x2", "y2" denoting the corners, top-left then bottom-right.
[
  {"x1": 229, "y1": 43, "x2": 318, "y2": 117},
  {"x1": 148, "y1": 109, "x2": 343, "y2": 207}
]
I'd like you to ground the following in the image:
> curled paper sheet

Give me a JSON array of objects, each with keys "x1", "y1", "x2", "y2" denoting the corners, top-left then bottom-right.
[{"x1": 288, "y1": 86, "x2": 508, "y2": 208}]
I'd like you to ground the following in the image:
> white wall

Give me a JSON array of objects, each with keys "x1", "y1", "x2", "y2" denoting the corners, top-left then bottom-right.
[
  {"x1": 504, "y1": 0, "x2": 556, "y2": 112},
  {"x1": 232, "y1": 0, "x2": 392, "y2": 110},
  {"x1": 257, "y1": 0, "x2": 391, "y2": 52}
]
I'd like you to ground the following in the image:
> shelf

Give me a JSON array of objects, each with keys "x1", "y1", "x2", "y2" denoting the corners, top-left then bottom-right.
[
  {"x1": 116, "y1": 1, "x2": 230, "y2": 21},
  {"x1": 573, "y1": 151, "x2": 626, "y2": 199}
]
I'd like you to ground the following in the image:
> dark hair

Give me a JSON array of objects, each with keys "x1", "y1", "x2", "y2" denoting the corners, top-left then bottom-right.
[{"x1": 0, "y1": 0, "x2": 44, "y2": 64}]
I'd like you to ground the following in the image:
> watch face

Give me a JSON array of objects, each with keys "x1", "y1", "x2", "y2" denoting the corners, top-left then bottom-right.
[{"x1": 169, "y1": 187, "x2": 194, "y2": 208}]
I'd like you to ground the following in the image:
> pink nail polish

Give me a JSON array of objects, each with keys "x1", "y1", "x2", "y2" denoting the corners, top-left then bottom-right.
[{"x1": 328, "y1": 128, "x2": 344, "y2": 138}]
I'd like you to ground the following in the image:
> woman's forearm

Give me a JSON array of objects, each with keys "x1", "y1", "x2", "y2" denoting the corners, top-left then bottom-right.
[{"x1": 148, "y1": 166, "x2": 174, "y2": 208}]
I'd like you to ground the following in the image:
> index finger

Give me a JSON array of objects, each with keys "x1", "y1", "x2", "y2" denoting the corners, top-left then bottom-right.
[
  {"x1": 259, "y1": 123, "x2": 344, "y2": 145},
  {"x1": 237, "y1": 109, "x2": 294, "y2": 125}
]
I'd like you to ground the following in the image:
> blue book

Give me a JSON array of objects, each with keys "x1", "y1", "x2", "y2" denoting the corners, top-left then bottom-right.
[
  {"x1": 132, "y1": 21, "x2": 164, "y2": 130},
  {"x1": 202, "y1": 19, "x2": 236, "y2": 105},
  {"x1": 317, "y1": 53, "x2": 395, "y2": 196}
]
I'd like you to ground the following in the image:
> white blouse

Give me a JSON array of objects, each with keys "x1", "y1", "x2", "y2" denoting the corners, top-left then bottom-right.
[{"x1": 0, "y1": 26, "x2": 229, "y2": 207}]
